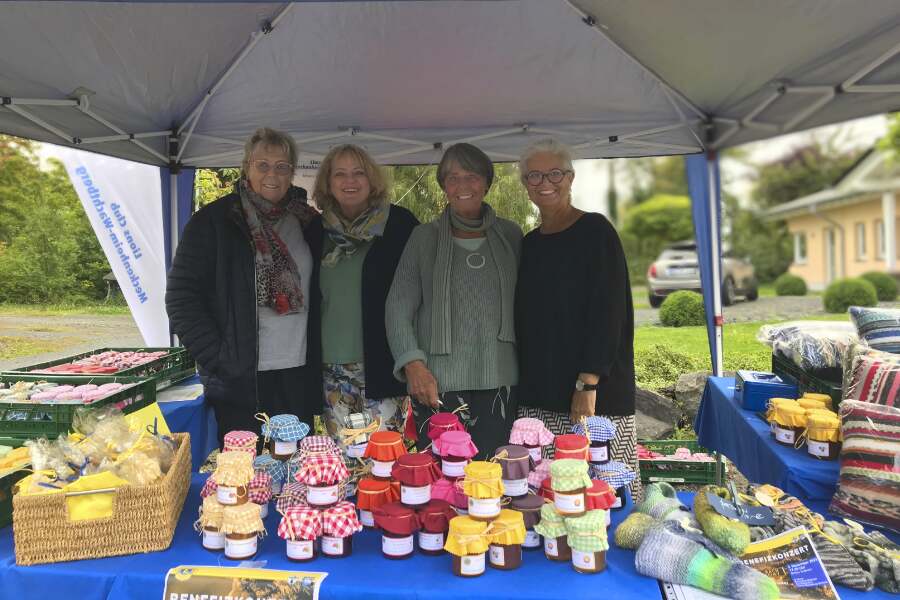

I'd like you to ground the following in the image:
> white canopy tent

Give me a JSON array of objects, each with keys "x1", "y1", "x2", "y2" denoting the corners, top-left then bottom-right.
[{"x1": 1, "y1": 0, "x2": 898, "y2": 370}]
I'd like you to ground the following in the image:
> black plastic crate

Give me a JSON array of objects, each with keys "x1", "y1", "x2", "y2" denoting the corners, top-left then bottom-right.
[{"x1": 772, "y1": 352, "x2": 842, "y2": 409}]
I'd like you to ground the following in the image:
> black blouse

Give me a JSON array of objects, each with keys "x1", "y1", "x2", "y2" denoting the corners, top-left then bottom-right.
[{"x1": 514, "y1": 212, "x2": 635, "y2": 416}]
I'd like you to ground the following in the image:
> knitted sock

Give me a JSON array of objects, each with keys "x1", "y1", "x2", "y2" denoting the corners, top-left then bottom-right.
[
  {"x1": 638, "y1": 482, "x2": 699, "y2": 530},
  {"x1": 635, "y1": 522, "x2": 779, "y2": 600},
  {"x1": 693, "y1": 485, "x2": 751, "y2": 555},
  {"x1": 614, "y1": 512, "x2": 656, "y2": 550}
]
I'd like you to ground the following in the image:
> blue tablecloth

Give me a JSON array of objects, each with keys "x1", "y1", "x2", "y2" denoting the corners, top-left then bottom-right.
[
  {"x1": 158, "y1": 375, "x2": 218, "y2": 472},
  {"x1": 0, "y1": 473, "x2": 658, "y2": 600},
  {"x1": 695, "y1": 376, "x2": 839, "y2": 500}
]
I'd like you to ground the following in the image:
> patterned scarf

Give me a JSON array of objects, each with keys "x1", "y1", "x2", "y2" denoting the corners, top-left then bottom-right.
[
  {"x1": 321, "y1": 202, "x2": 389, "y2": 267},
  {"x1": 239, "y1": 179, "x2": 317, "y2": 314}
]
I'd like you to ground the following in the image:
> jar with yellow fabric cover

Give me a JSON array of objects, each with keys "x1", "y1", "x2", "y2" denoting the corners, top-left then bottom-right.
[
  {"x1": 196, "y1": 495, "x2": 226, "y2": 551},
  {"x1": 221, "y1": 503, "x2": 265, "y2": 560},
  {"x1": 444, "y1": 516, "x2": 490, "y2": 577},
  {"x1": 769, "y1": 402, "x2": 807, "y2": 446},
  {"x1": 487, "y1": 509, "x2": 526, "y2": 570},
  {"x1": 462, "y1": 461, "x2": 503, "y2": 521},
  {"x1": 806, "y1": 411, "x2": 842, "y2": 460},
  {"x1": 213, "y1": 451, "x2": 255, "y2": 506}
]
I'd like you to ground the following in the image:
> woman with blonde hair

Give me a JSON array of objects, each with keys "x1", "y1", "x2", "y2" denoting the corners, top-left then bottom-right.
[{"x1": 312, "y1": 144, "x2": 418, "y2": 444}]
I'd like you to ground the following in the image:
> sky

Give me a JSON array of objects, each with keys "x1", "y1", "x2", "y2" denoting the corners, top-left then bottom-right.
[{"x1": 37, "y1": 114, "x2": 890, "y2": 214}]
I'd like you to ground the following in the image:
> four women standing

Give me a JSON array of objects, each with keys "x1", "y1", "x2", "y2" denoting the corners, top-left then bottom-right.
[{"x1": 167, "y1": 130, "x2": 636, "y2": 481}]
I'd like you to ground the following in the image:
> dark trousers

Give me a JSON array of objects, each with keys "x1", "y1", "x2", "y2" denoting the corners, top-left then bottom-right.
[
  {"x1": 411, "y1": 386, "x2": 516, "y2": 461},
  {"x1": 203, "y1": 364, "x2": 317, "y2": 447}
]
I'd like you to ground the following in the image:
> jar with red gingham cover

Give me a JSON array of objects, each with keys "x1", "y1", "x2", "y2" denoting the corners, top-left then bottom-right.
[
  {"x1": 320, "y1": 501, "x2": 362, "y2": 558},
  {"x1": 278, "y1": 506, "x2": 321, "y2": 562}
]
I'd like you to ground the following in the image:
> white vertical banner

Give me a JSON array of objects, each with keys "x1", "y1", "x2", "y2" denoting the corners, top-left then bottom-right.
[{"x1": 57, "y1": 148, "x2": 170, "y2": 346}]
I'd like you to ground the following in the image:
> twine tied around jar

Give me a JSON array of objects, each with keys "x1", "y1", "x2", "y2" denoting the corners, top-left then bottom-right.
[
  {"x1": 255, "y1": 412, "x2": 272, "y2": 446},
  {"x1": 341, "y1": 418, "x2": 380, "y2": 447}
]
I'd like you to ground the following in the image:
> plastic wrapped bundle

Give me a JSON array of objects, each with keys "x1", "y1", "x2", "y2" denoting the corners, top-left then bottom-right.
[{"x1": 758, "y1": 320, "x2": 857, "y2": 370}]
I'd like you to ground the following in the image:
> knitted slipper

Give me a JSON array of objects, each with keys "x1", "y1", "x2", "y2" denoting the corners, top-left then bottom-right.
[{"x1": 693, "y1": 485, "x2": 751, "y2": 555}]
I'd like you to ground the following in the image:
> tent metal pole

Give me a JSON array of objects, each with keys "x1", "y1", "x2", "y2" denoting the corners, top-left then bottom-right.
[
  {"x1": 782, "y1": 89, "x2": 835, "y2": 131},
  {"x1": 376, "y1": 146, "x2": 437, "y2": 161},
  {"x1": 177, "y1": 3, "x2": 294, "y2": 137},
  {"x1": 623, "y1": 139, "x2": 700, "y2": 153},
  {"x1": 5, "y1": 98, "x2": 78, "y2": 107},
  {"x1": 448, "y1": 127, "x2": 524, "y2": 145},
  {"x1": 707, "y1": 152, "x2": 723, "y2": 377},
  {"x1": 190, "y1": 133, "x2": 245, "y2": 146},
  {"x1": 3, "y1": 103, "x2": 72, "y2": 142},
  {"x1": 842, "y1": 40, "x2": 900, "y2": 89},
  {"x1": 79, "y1": 131, "x2": 171, "y2": 145},
  {"x1": 354, "y1": 131, "x2": 429, "y2": 146},
  {"x1": 295, "y1": 131, "x2": 352, "y2": 145},
  {"x1": 77, "y1": 99, "x2": 168, "y2": 163}
]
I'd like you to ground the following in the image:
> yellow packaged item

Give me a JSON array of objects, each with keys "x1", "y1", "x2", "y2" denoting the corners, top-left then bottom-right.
[
  {"x1": 213, "y1": 451, "x2": 255, "y2": 486},
  {"x1": 488, "y1": 509, "x2": 527, "y2": 545},
  {"x1": 462, "y1": 461, "x2": 503, "y2": 499},
  {"x1": 444, "y1": 516, "x2": 490, "y2": 556},
  {"x1": 802, "y1": 392, "x2": 832, "y2": 411}
]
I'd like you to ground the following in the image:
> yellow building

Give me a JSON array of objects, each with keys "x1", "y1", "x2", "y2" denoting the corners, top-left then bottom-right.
[{"x1": 765, "y1": 149, "x2": 900, "y2": 291}]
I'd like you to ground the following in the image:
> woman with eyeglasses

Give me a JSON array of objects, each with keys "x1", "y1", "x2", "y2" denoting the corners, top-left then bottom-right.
[
  {"x1": 386, "y1": 142, "x2": 522, "y2": 459},
  {"x1": 514, "y1": 139, "x2": 640, "y2": 500},
  {"x1": 309, "y1": 144, "x2": 418, "y2": 449},
  {"x1": 166, "y1": 127, "x2": 323, "y2": 442}
]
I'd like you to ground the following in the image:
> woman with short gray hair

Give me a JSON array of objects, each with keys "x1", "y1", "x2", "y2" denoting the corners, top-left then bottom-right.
[
  {"x1": 166, "y1": 127, "x2": 323, "y2": 443},
  {"x1": 386, "y1": 142, "x2": 522, "y2": 459}
]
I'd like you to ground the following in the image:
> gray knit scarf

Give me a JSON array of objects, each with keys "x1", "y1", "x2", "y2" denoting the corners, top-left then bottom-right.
[{"x1": 430, "y1": 203, "x2": 517, "y2": 355}]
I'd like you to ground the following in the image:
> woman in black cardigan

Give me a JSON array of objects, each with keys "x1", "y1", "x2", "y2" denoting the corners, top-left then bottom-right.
[
  {"x1": 311, "y1": 144, "x2": 418, "y2": 445},
  {"x1": 514, "y1": 138, "x2": 640, "y2": 500}
]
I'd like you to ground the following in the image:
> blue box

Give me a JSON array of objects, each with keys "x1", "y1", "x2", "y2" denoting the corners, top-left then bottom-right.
[{"x1": 734, "y1": 370, "x2": 798, "y2": 412}]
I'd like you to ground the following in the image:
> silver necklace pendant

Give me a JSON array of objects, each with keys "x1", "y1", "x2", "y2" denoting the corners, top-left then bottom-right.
[{"x1": 466, "y1": 252, "x2": 486, "y2": 269}]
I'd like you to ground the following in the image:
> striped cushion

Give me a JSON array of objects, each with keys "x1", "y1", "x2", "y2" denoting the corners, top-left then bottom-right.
[
  {"x1": 846, "y1": 351, "x2": 900, "y2": 407},
  {"x1": 850, "y1": 306, "x2": 900, "y2": 354},
  {"x1": 829, "y1": 400, "x2": 900, "y2": 533}
]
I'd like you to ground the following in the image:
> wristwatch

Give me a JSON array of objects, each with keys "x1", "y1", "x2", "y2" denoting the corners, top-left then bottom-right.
[{"x1": 574, "y1": 379, "x2": 598, "y2": 392}]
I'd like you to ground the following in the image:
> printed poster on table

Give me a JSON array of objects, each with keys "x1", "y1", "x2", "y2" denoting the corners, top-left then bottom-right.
[{"x1": 163, "y1": 565, "x2": 327, "y2": 600}]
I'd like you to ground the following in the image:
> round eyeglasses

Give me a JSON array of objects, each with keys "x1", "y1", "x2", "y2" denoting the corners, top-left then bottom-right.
[
  {"x1": 252, "y1": 160, "x2": 294, "y2": 176},
  {"x1": 524, "y1": 169, "x2": 571, "y2": 186}
]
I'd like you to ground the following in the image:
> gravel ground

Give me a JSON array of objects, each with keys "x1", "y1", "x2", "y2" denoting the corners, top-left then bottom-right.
[
  {"x1": 636, "y1": 294, "x2": 899, "y2": 326},
  {"x1": 0, "y1": 313, "x2": 144, "y2": 370}
]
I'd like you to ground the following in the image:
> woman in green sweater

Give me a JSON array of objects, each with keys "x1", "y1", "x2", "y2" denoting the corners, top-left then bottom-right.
[{"x1": 386, "y1": 143, "x2": 522, "y2": 459}]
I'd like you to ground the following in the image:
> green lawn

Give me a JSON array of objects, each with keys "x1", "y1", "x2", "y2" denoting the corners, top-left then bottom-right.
[{"x1": 0, "y1": 303, "x2": 130, "y2": 316}]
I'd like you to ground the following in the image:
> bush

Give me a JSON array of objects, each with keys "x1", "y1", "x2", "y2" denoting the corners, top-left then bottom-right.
[
  {"x1": 823, "y1": 278, "x2": 878, "y2": 313},
  {"x1": 660, "y1": 290, "x2": 706, "y2": 327},
  {"x1": 861, "y1": 271, "x2": 898, "y2": 302},
  {"x1": 773, "y1": 273, "x2": 807, "y2": 296}
]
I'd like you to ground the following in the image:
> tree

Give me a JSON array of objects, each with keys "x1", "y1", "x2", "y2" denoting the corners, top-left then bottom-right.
[
  {"x1": 195, "y1": 168, "x2": 240, "y2": 209},
  {"x1": 621, "y1": 193, "x2": 693, "y2": 284}
]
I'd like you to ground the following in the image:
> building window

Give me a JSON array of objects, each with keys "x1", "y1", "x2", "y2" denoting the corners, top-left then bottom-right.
[
  {"x1": 794, "y1": 232, "x2": 807, "y2": 264},
  {"x1": 876, "y1": 219, "x2": 885, "y2": 260},
  {"x1": 856, "y1": 222, "x2": 867, "y2": 260}
]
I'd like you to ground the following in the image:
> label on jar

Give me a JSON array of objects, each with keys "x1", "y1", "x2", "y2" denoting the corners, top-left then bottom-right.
[
  {"x1": 307, "y1": 484, "x2": 339, "y2": 505},
  {"x1": 502, "y1": 478, "x2": 528, "y2": 497},
  {"x1": 321, "y1": 536, "x2": 345, "y2": 556},
  {"x1": 286, "y1": 539, "x2": 314, "y2": 560},
  {"x1": 442, "y1": 459, "x2": 467, "y2": 478},
  {"x1": 382, "y1": 534, "x2": 414, "y2": 556},
  {"x1": 527, "y1": 446, "x2": 543, "y2": 463},
  {"x1": 358, "y1": 509, "x2": 375, "y2": 527},
  {"x1": 774, "y1": 425, "x2": 795, "y2": 444},
  {"x1": 468, "y1": 496, "x2": 501, "y2": 518},
  {"x1": 419, "y1": 531, "x2": 444, "y2": 551},
  {"x1": 489, "y1": 545, "x2": 505, "y2": 566},
  {"x1": 217, "y1": 485, "x2": 241, "y2": 505},
  {"x1": 371, "y1": 460, "x2": 395, "y2": 478},
  {"x1": 346, "y1": 443, "x2": 367, "y2": 458},
  {"x1": 401, "y1": 483, "x2": 431, "y2": 505},
  {"x1": 225, "y1": 536, "x2": 257, "y2": 559},
  {"x1": 807, "y1": 440, "x2": 831, "y2": 458},
  {"x1": 589, "y1": 444, "x2": 609, "y2": 463},
  {"x1": 460, "y1": 553, "x2": 485, "y2": 575},
  {"x1": 523, "y1": 530, "x2": 541, "y2": 548},
  {"x1": 554, "y1": 490, "x2": 585, "y2": 513},
  {"x1": 202, "y1": 529, "x2": 226, "y2": 550},
  {"x1": 258, "y1": 502, "x2": 269, "y2": 519},
  {"x1": 544, "y1": 537, "x2": 559, "y2": 557},
  {"x1": 274, "y1": 440, "x2": 298, "y2": 455},
  {"x1": 572, "y1": 549, "x2": 596, "y2": 570},
  {"x1": 271, "y1": 480, "x2": 283, "y2": 495}
]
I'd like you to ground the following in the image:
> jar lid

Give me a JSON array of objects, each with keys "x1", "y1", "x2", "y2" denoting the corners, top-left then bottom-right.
[
  {"x1": 373, "y1": 501, "x2": 420, "y2": 535},
  {"x1": 416, "y1": 499, "x2": 458, "y2": 532},
  {"x1": 433, "y1": 430, "x2": 478, "y2": 459},
  {"x1": 565, "y1": 510, "x2": 609, "y2": 553},
  {"x1": 448, "y1": 514, "x2": 489, "y2": 535},
  {"x1": 275, "y1": 482, "x2": 308, "y2": 514},
  {"x1": 445, "y1": 515, "x2": 490, "y2": 556},
  {"x1": 492, "y1": 444, "x2": 534, "y2": 480},
  {"x1": 200, "y1": 474, "x2": 218, "y2": 498},
  {"x1": 463, "y1": 461, "x2": 503, "y2": 498},
  {"x1": 213, "y1": 451, "x2": 255, "y2": 486},
  {"x1": 299, "y1": 435, "x2": 341, "y2": 459},
  {"x1": 509, "y1": 417, "x2": 554, "y2": 446},
  {"x1": 589, "y1": 460, "x2": 636, "y2": 490},
  {"x1": 221, "y1": 503, "x2": 264, "y2": 535},
  {"x1": 223, "y1": 430, "x2": 258, "y2": 451},
  {"x1": 198, "y1": 495, "x2": 224, "y2": 528},
  {"x1": 248, "y1": 471, "x2": 273, "y2": 503},
  {"x1": 296, "y1": 453, "x2": 349, "y2": 486},
  {"x1": 798, "y1": 397, "x2": 829, "y2": 411},
  {"x1": 586, "y1": 480, "x2": 617, "y2": 510},
  {"x1": 253, "y1": 454, "x2": 287, "y2": 483},
  {"x1": 527, "y1": 460, "x2": 552, "y2": 489},
  {"x1": 322, "y1": 501, "x2": 362, "y2": 537},
  {"x1": 392, "y1": 452, "x2": 441, "y2": 486},
  {"x1": 510, "y1": 493, "x2": 545, "y2": 528},
  {"x1": 364, "y1": 431, "x2": 408, "y2": 462},
  {"x1": 539, "y1": 502, "x2": 565, "y2": 523},
  {"x1": 554, "y1": 434, "x2": 590, "y2": 453},
  {"x1": 357, "y1": 476, "x2": 399, "y2": 509},
  {"x1": 431, "y1": 478, "x2": 468, "y2": 509},
  {"x1": 539, "y1": 477, "x2": 554, "y2": 500},
  {"x1": 261, "y1": 414, "x2": 310, "y2": 443},
  {"x1": 427, "y1": 413, "x2": 465, "y2": 441},
  {"x1": 550, "y1": 458, "x2": 592, "y2": 492},
  {"x1": 489, "y1": 509, "x2": 527, "y2": 545},
  {"x1": 278, "y1": 505, "x2": 322, "y2": 540},
  {"x1": 570, "y1": 416, "x2": 617, "y2": 443}
]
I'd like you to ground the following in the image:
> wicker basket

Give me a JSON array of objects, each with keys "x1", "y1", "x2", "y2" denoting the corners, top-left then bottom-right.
[{"x1": 12, "y1": 432, "x2": 191, "y2": 565}]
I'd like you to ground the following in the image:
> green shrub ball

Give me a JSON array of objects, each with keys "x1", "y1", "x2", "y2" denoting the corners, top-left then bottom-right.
[
  {"x1": 773, "y1": 273, "x2": 807, "y2": 296},
  {"x1": 660, "y1": 290, "x2": 706, "y2": 327},
  {"x1": 860, "y1": 271, "x2": 898, "y2": 302},
  {"x1": 823, "y1": 278, "x2": 878, "y2": 313}
]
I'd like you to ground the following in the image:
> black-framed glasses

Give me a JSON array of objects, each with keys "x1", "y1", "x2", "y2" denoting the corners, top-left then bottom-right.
[
  {"x1": 252, "y1": 159, "x2": 293, "y2": 176},
  {"x1": 524, "y1": 169, "x2": 571, "y2": 186}
]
